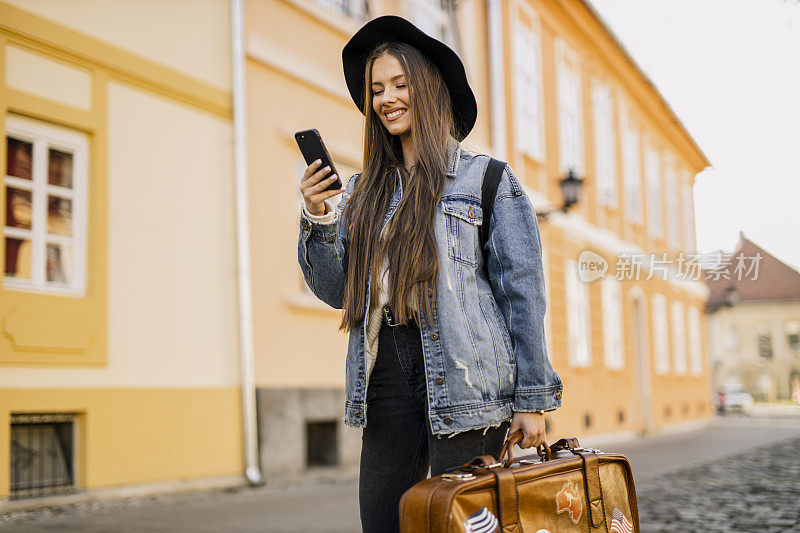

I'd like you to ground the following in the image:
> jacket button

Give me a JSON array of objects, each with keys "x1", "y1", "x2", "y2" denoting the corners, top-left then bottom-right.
[
  {"x1": 443, "y1": 417, "x2": 453, "y2": 425},
  {"x1": 358, "y1": 372, "x2": 365, "y2": 379},
  {"x1": 428, "y1": 287, "x2": 433, "y2": 296},
  {"x1": 430, "y1": 332, "x2": 439, "y2": 341},
  {"x1": 555, "y1": 391, "x2": 562, "y2": 401},
  {"x1": 354, "y1": 412, "x2": 363, "y2": 418},
  {"x1": 468, "y1": 206, "x2": 475, "y2": 218},
  {"x1": 301, "y1": 220, "x2": 309, "y2": 231},
  {"x1": 435, "y1": 377, "x2": 445, "y2": 385}
]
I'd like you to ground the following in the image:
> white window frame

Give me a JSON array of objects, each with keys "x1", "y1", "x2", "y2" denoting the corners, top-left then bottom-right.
[
  {"x1": 727, "y1": 325, "x2": 739, "y2": 351},
  {"x1": 671, "y1": 299, "x2": 687, "y2": 375},
  {"x1": 513, "y1": 5, "x2": 545, "y2": 162},
  {"x1": 313, "y1": 0, "x2": 368, "y2": 21},
  {"x1": 4, "y1": 114, "x2": 88, "y2": 296},
  {"x1": 681, "y1": 173, "x2": 696, "y2": 251},
  {"x1": 591, "y1": 78, "x2": 616, "y2": 208},
  {"x1": 688, "y1": 306, "x2": 702, "y2": 376},
  {"x1": 410, "y1": 0, "x2": 455, "y2": 48},
  {"x1": 644, "y1": 134, "x2": 663, "y2": 238},
  {"x1": 652, "y1": 293, "x2": 670, "y2": 374},
  {"x1": 555, "y1": 38, "x2": 584, "y2": 176},
  {"x1": 566, "y1": 259, "x2": 591, "y2": 367},
  {"x1": 619, "y1": 93, "x2": 642, "y2": 224},
  {"x1": 601, "y1": 276, "x2": 624, "y2": 369},
  {"x1": 664, "y1": 151, "x2": 679, "y2": 249}
]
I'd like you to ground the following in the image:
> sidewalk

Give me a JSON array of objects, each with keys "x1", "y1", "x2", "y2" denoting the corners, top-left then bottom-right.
[{"x1": 3, "y1": 414, "x2": 800, "y2": 532}]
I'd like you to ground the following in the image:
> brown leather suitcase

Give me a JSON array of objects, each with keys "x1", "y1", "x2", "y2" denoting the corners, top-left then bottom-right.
[{"x1": 399, "y1": 431, "x2": 639, "y2": 532}]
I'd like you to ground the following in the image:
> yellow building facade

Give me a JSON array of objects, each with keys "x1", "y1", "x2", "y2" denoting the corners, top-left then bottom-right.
[
  {"x1": 1, "y1": 1, "x2": 243, "y2": 504},
  {"x1": 251, "y1": 0, "x2": 711, "y2": 478},
  {"x1": 1, "y1": 0, "x2": 713, "y2": 500}
]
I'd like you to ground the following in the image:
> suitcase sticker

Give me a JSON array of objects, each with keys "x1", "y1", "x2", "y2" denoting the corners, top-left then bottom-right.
[
  {"x1": 610, "y1": 507, "x2": 634, "y2": 533},
  {"x1": 556, "y1": 481, "x2": 583, "y2": 524},
  {"x1": 463, "y1": 506, "x2": 498, "y2": 533}
]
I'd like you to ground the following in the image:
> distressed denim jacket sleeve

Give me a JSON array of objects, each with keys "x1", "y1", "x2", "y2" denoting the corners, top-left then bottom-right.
[
  {"x1": 485, "y1": 163, "x2": 564, "y2": 412},
  {"x1": 297, "y1": 173, "x2": 358, "y2": 309}
]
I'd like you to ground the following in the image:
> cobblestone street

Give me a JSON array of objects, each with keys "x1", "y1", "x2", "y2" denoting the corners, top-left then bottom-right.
[
  {"x1": 637, "y1": 434, "x2": 800, "y2": 532},
  {"x1": 2, "y1": 414, "x2": 800, "y2": 532}
]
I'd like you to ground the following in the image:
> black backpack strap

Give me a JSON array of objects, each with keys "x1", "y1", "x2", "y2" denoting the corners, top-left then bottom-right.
[{"x1": 480, "y1": 157, "x2": 506, "y2": 281}]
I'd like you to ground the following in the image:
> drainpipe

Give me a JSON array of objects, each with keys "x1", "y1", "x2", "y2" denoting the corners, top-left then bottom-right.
[
  {"x1": 231, "y1": 0, "x2": 264, "y2": 486},
  {"x1": 487, "y1": 0, "x2": 507, "y2": 160}
]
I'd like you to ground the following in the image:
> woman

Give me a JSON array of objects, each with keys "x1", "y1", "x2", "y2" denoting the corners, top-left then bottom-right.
[{"x1": 297, "y1": 15, "x2": 563, "y2": 532}]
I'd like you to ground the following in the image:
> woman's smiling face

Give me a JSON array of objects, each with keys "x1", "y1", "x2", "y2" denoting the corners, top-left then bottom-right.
[{"x1": 371, "y1": 53, "x2": 412, "y2": 137}]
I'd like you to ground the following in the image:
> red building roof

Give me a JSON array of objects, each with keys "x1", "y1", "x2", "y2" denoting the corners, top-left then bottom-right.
[{"x1": 705, "y1": 232, "x2": 800, "y2": 311}]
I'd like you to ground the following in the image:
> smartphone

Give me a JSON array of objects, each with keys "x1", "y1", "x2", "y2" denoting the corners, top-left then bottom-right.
[{"x1": 294, "y1": 128, "x2": 343, "y2": 192}]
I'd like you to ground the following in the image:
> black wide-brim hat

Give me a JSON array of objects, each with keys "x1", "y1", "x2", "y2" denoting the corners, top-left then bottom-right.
[{"x1": 342, "y1": 15, "x2": 477, "y2": 141}]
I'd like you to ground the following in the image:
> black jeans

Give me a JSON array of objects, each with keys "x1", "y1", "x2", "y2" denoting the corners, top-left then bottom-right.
[{"x1": 358, "y1": 310, "x2": 510, "y2": 533}]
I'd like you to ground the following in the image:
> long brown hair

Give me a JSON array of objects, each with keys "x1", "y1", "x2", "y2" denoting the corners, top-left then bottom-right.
[{"x1": 338, "y1": 41, "x2": 456, "y2": 332}]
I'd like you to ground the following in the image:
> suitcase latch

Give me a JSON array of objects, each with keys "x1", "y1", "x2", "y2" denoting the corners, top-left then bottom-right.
[{"x1": 442, "y1": 472, "x2": 476, "y2": 481}]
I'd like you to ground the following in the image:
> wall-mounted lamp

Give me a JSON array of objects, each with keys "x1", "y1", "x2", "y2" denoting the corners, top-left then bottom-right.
[
  {"x1": 725, "y1": 284, "x2": 738, "y2": 307},
  {"x1": 535, "y1": 168, "x2": 585, "y2": 221}
]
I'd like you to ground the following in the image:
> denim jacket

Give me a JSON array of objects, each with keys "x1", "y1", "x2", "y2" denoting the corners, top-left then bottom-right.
[{"x1": 297, "y1": 135, "x2": 563, "y2": 435}]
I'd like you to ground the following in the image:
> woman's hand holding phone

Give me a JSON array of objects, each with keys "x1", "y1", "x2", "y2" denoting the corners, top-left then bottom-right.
[{"x1": 300, "y1": 159, "x2": 344, "y2": 216}]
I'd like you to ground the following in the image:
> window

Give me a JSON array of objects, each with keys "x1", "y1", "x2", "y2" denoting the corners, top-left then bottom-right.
[
  {"x1": 671, "y1": 300, "x2": 687, "y2": 375},
  {"x1": 664, "y1": 152, "x2": 679, "y2": 249},
  {"x1": 787, "y1": 320, "x2": 800, "y2": 354},
  {"x1": 644, "y1": 135, "x2": 663, "y2": 238},
  {"x1": 688, "y1": 306, "x2": 702, "y2": 376},
  {"x1": 652, "y1": 293, "x2": 669, "y2": 374},
  {"x1": 566, "y1": 259, "x2": 591, "y2": 367},
  {"x1": 757, "y1": 328, "x2": 773, "y2": 359},
  {"x1": 591, "y1": 79, "x2": 616, "y2": 207},
  {"x1": 514, "y1": 10, "x2": 545, "y2": 161},
  {"x1": 709, "y1": 318, "x2": 723, "y2": 363},
  {"x1": 411, "y1": 0, "x2": 456, "y2": 48},
  {"x1": 619, "y1": 95, "x2": 642, "y2": 223},
  {"x1": 601, "y1": 276, "x2": 624, "y2": 369},
  {"x1": 555, "y1": 38, "x2": 584, "y2": 176},
  {"x1": 314, "y1": 0, "x2": 368, "y2": 21},
  {"x1": 727, "y1": 325, "x2": 739, "y2": 350},
  {"x1": 789, "y1": 333, "x2": 800, "y2": 349},
  {"x1": 681, "y1": 175, "x2": 695, "y2": 251},
  {"x1": 4, "y1": 114, "x2": 87, "y2": 295}
]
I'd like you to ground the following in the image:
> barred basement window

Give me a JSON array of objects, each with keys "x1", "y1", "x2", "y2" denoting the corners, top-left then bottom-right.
[
  {"x1": 10, "y1": 413, "x2": 76, "y2": 499},
  {"x1": 306, "y1": 421, "x2": 338, "y2": 467}
]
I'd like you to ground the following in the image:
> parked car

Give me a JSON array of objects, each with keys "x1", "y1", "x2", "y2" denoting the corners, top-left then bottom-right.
[{"x1": 716, "y1": 383, "x2": 754, "y2": 413}]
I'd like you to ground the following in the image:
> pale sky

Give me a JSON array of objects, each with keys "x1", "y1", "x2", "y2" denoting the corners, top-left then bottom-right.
[{"x1": 587, "y1": 0, "x2": 800, "y2": 271}]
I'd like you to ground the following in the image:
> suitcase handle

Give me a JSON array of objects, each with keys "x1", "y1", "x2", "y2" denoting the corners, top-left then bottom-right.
[
  {"x1": 500, "y1": 430, "x2": 552, "y2": 467},
  {"x1": 501, "y1": 432, "x2": 582, "y2": 466}
]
